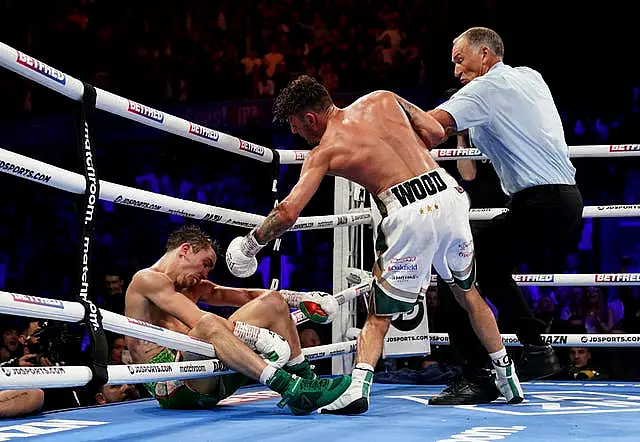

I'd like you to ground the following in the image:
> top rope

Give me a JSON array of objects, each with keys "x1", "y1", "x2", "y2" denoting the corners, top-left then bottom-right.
[
  {"x1": 0, "y1": 43, "x2": 304, "y2": 164},
  {"x1": 1, "y1": 43, "x2": 639, "y2": 166}
]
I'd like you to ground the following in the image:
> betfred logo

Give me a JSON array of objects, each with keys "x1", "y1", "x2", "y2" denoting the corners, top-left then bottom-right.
[
  {"x1": 512, "y1": 274, "x2": 554, "y2": 282},
  {"x1": 595, "y1": 274, "x2": 640, "y2": 283},
  {"x1": 188, "y1": 122, "x2": 220, "y2": 142},
  {"x1": 239, "y1": 140, "x2": 265, "y2": 156},
  {"x1": 127, "y1": 317, "x2": 164, "y2": 331},
  {"x1": 437, "y1": 148, "x2": 481, "y2": 158},
  {"x1": 16, "y1": 51, "x2": 66, "y2": 85},
  {"x1": 12, "y1": 294, "x2": 64, "y2": 309},
  {"x1": 127, "y1": 100, "x2": 164, "y2": 123},
  {"x1": 609, "y1": 145, "x2": 640, "y2": 152}
]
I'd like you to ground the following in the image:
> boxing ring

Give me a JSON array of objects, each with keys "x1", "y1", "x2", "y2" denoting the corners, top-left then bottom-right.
[
  {"x1": 2, "y1": 42, "x2": 640, "y2": 441},
  {"x1": 3, "y1": 382, "x2": 640, "y2": 441}
]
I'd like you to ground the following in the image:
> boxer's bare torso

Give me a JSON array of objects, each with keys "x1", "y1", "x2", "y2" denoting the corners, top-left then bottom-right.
[
  {"x1": 304, "y1": 90, "x2": 441, "y2": 196},
  {"x1": 125, "y1": 268, "x2": 205, "y2": 364}
]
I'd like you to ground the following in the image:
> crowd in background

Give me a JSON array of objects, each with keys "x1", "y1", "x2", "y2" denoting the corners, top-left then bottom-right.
[{"x1": 0, "y1": 0, "x2": 639, "y2": 415}]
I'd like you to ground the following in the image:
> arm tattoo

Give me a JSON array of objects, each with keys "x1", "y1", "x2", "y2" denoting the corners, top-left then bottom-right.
[
  {"x1": 396, "y1": 97, "x2": 422, "y2": 125},
  {"x1": 0, "y1": 390, "x2": 28, "y2": 404},
  {"x1": 254, "y1": 207, "x2": 295, "y2": 244}
]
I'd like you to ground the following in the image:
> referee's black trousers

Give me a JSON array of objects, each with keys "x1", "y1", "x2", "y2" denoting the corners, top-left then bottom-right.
[{"x1": 438, "y1": 184, "x2": 584, "y2": 369}]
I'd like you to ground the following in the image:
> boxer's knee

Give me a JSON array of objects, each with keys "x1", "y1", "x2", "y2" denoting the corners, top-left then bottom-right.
[
  {"x1": 190, "y1": 313, "x2": 232, "y2": 342},
  {"x1": 256, "y1": 290, "x2": 291, "y2": 318},
  {"x1": 450, "y1": 284, "x2": 482, "y2": 311}
]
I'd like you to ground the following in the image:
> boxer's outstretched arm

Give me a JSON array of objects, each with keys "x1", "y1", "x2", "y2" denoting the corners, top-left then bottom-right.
[
  {"x1": 254, "y1": 149, "x2": 329, "y2": 244},
  {"x1": 197, "y1": 280, "x2": 270, "y2": 307},
  {"x1": 393, "y1": 94, "x2": 446, "y2": 148}
]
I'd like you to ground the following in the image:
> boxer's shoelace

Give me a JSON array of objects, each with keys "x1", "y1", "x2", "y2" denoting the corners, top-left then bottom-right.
[{"x1": 277, "y1": 376, "x2": 349, "y2": 412}]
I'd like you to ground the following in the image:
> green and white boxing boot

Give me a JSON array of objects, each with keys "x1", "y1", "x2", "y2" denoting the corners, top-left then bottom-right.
[
  {"x1": 318, "y1": 363, "x2": 373, "y2": 415},
  {"x1": 266, "y1": 369, "x2": 352, "y2": 416},
  {"x1": 284, "y1": 354, "x2": 317, "y2": 380},
  {"x1": 491, "y1": 349, "x2": 524, "y2": 404}
]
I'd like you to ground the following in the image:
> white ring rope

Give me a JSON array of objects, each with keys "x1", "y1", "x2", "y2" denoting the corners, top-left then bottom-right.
[
  {"x1": 0, "y1": 283, "x2": 366, "y2": 390},
  {"x1": 0, "y1": 43, "x2": 638, "y2": 165},
  {"x1": 0, "y1": 43, "x2": 307, "y2": 165},
  {"x1": 0, "y1": 283, "x2": 365, "y2": 357},
  {"x1": 468, "y1": 205, "x2": 640, "y2": 220},
  {"x1": 0, "y1": 340, "x2": 359, "y2": 390},
  {"x1": 0, "y1": 147, "x2": 372, "y2": 231},
  {"x1": 1, "y1": 145, "x2": 638, "y2": 240},
  {"x1": 428, "y1": 333, "x2": 640, "y2": 348},
  {"x1": 431, "y1": 145, "x2": 640, "y2": 160},
  {"x1": 2, "y1": 268, "x2": 640, "y2": 390},
  {"x1": 0, "y1": 339, "x2": 359, "y2": 390},
  {"x1": 5, "y1": 328, "x2": 640, "y2": 389},
  {"x1": 346, "y1": 268, "x2": 640, "y2": 287}
]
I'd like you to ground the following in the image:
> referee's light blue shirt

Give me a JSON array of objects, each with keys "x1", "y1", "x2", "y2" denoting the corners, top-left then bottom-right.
[{"x1": 436, "y1": 62, "x2": 576, "y2": 196}]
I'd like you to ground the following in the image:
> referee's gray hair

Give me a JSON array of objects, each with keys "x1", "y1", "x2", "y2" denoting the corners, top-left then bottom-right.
[{"x1": 454, "y1": 27, "x2": 504, "y2": 59}]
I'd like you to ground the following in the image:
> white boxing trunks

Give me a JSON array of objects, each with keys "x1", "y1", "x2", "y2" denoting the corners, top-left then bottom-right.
[{"x1": 370, "y1": 168, "x2": 475, "y2": 316}]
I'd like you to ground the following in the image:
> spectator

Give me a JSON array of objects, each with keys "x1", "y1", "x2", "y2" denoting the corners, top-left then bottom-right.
[
  {"x1": 319, "y1": 62, "x2": 339, "y2": 93},
  {"x1": 560, "y1": 288, "x2": 587, "y2": 332},
  {"x1": 95, "y1": 383, "x2": 141, "y2": 405},
  {"x1": 99, "y1": 271, "x2": 127, "y2": 315},
  {"x1": 1, "y1": 326, "x2": 21, "y2": 362},
  {"x1": 263, "y1": 43, "x2": 284, "y2": 77},
  {"x1": 241, "y1": 49, "x2": 262, "y2": 75},
  {"x1": 272, "y1": 62, "x2": 290, "y2": 95},
  {"x1": 538, "y1": 294, "x2": 569, "y2": 334},
  {"x1": 377, "y1": 18, "x2": 403, "y2": 50},
  {"x1": 557, "y1": 347, "x2": 601, "y2": 380},
  {"x1": 584, "y1": 287, "x2": 614, "y2": 333},
  {"x1": 256, "y1": 65, "x2": 275, "y2": 97},
  {"x1": 108, "y1": 334, "x2": 129, "y2": 364}
]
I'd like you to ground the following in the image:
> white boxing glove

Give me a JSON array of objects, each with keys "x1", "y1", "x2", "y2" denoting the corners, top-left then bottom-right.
[
  {"x1": 280, "y1": 290, "x2": 339, "y2": 324},
  {"x1": 226, "y1": 228, "x2": 265, "y2": 278},
  {"x1": 233, "y1": 321, "x2": 291, "y2": 368}
]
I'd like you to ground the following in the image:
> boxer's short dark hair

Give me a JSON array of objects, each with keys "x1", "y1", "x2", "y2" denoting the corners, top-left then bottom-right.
[
  {"x1": 166, "y1": 224, "x2": 216, "y2": 254},
  {"x1": 273, "y1": 75, "x2": 334, "y2": 122}
]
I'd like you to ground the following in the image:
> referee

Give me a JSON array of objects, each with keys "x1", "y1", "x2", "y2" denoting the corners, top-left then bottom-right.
[{"x1": 428, "y1": 27, "x2": 584, "y2": 405}]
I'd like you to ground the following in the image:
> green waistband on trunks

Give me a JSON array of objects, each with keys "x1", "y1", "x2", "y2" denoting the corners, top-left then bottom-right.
[
  {"x1": 143, "y1": 348, "x2": 177, "y2": 396},
  {"x1": 143, "y1": 347, "x2": 248, "y2": 410},
  {"x1": 148, "y1": 348, "x2": 177, "y2": 365}
]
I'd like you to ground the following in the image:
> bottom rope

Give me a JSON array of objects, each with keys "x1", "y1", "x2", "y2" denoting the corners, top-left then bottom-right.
[
  {"x1": 3, "y1": 330, "x2": 639, "y2": 390},
  {"x1": 0, "y1": 339, "x2": 358, "y2": 390}
]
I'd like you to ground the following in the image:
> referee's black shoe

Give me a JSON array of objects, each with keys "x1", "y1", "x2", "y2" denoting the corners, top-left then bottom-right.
[
  {"x1": 428, "y1": 368, "x2": 499, "y2": 405},
  {"x1": 517, "y1": 344, "x2": 562, "y2": 381}
]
